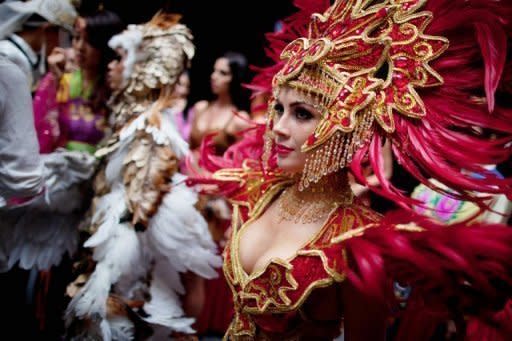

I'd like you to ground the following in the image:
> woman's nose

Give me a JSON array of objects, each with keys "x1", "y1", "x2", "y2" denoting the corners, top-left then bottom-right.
[{"x1": 272, "y1": 113, "x2": 290, "y2": 140}]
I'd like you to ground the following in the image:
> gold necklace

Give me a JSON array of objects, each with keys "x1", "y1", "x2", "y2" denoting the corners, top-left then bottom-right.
[{"x1": 277, "y1": 172, "x2": 354, "y2": 224}]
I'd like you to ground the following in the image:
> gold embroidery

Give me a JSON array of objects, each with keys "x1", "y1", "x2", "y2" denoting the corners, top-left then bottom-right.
[
  {"x1": 212, "y1": 161, "x2": 294, "y2": 211},
  {"x1": 241, "y1": 262, "x2": 298, "y2": 312},
  {"x1": 396, "y1": 223, "x2": 424, "y2": 232},
  {"x1": 226, "y1": 177, "x2": 378, "y2": 315},
  {"x1": 224, "y1": 312, "x2": 257, "y2": 340},
  {"x1": 278, "y1": 173, "x2": 354, "y2": 223},
  {"x1": 243, "y1": 276, "x2": 336, "y2": 315},
  {"x1": 331, "y1": 223, "x2": 377, "y2": 243}
]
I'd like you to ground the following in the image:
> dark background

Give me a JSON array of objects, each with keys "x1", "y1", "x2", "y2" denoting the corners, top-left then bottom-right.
[{"x1": 97, "y1": 0, "x2": 296, "y2": 106}]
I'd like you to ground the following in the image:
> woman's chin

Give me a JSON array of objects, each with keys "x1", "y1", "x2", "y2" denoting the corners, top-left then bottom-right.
[{"x1": 277, "y1": 158, "x2": 303, "y2": 174}]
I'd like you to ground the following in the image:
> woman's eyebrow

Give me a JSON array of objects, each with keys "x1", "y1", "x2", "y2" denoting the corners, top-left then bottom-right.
[{"x1": 289, "y1": 101, "x2": 314, "y2": 109}]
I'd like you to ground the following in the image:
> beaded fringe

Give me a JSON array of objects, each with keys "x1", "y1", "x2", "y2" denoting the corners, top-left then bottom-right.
[{"x1": 299, "y1": 109, "x2": 374, "y2": 191}]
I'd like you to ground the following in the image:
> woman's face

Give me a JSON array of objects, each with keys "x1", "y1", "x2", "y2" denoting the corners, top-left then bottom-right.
[
  {"x1": 73, "y1": 17, "x2": 101, "y2": 72},
  {"x1": 174, "y1": 72, "x2": 191, "y2": 98},
  {"x1": 210, "y1": 57, "x2": 232, "y2": 95},
  {"x1": 272, "y1": 87, "x2": 322, "y2": 174},
  {"x1": 107, "y1": 48, "x2": 126, "y2": 90}
]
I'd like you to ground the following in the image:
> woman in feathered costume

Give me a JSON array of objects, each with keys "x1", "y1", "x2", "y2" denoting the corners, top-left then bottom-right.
[
  {"x1": 65, "y1": 12, "x2": 221, "y2": 340},
  {"x1": 189, "y1": 0, "x2": 512, "y2": 339}
]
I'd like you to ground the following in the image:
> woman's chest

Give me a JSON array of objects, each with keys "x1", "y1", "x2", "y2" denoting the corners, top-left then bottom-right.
[
  {"x1": 225, "y1": 236, "x2": 347, "y2": 317},
  {"x1": 194, "y1": 108, "x2": 234, "y2": 135},
  {"x1": 238, "y1": 205, "x2": 328, "y2": 277},
  {"x1": 225, "y1": 201, "x2": 381, "y2": 314},
  {"x1": 224, "y1": 206, "x2": 364, "y2": 315}
]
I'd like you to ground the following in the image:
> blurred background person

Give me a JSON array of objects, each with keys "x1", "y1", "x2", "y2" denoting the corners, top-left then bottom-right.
[
  {"x1": 0, "y1": 0, "x2": 77, "y2": 90},
  {"x1": 0, "y1": 53, "x2": 45, "y2": 341},
  {"x1": 188, "y1": 51, "x2": 251, "y2": 157},
  {"x1": 0, "y1": 56, "x2": 43, "y2": 208},
  {"x1": 33, "y1": 9, "x2": 124, "y2": 153},
  {"x1": 165, "y1": 71, "x2": 193, "y2": 141}
]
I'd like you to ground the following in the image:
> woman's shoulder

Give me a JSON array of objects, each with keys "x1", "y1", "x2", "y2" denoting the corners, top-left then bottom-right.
[
  {"x1": 324, "y1": 203, "x2": 381, "y2": 239},
  {"x1": 229, "y1": 110, "x2": 252, "y2": 133},
  {"x1": 201, "y1": 162, "x2": 291, "y2": 225},
  {"x1": 192, "y1": 100, "x2": 209, "y2": 114}
]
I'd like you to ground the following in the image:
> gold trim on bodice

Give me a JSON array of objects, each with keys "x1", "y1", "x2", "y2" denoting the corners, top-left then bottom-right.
[{"x1": 223, "y1": 175, "x2": 380, "y2": 338}]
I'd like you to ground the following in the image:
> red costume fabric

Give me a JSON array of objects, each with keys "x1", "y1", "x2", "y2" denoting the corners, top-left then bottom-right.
[
  {"x1": 188, "y1": 0, "x2": 512, "y2": 339},
  {"x1": 223, "y1": 178, "x2": 380, "y2": 338}
]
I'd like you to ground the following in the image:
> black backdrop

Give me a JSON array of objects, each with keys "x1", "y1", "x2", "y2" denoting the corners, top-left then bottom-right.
[{"x1": 99, "y1": 0, "x2": 295, "y2": 106}]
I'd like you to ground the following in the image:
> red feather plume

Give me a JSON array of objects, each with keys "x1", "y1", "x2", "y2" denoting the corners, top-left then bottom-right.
[
  {"x1": 339, "y1": 210, "x2": 512, "y2": 339},
  {"x1": 246, "y1": 0, "x2": 512, "y2": 208},
  {"x1": 350, "y1": 0, "x2": 512, "y2": 208}
]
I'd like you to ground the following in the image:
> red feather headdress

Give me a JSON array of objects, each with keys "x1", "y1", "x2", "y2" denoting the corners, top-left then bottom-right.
[
  {"x1": 186, "y1": 1, "x2": 512, "y2": 338},
  {"x1": 249, "y1": 0, "x2": 512, "y2": 207}
]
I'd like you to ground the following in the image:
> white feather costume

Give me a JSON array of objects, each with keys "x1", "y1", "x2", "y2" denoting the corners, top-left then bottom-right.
[
  {"x1": 0, "y1": 149, "x2": 97, "y2": 272},
  {"x1": 65, "y1": 15, "x2": 221, "y2": 340}
]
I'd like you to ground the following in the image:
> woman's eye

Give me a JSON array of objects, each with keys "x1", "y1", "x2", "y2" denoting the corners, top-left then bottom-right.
[
  {"x1": 295, "y1": 108, "x2": 313, "y2": 120},
  {"x1": 220, "y1": 70, "x2": 230, "y2": 76}
]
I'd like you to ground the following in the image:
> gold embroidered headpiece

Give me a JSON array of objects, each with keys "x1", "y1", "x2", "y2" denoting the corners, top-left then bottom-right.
[{"x1": 270, "y1": 0, "x2": 448, "y2": 190}]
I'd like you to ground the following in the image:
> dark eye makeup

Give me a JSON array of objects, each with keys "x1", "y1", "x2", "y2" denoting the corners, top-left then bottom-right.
[
  {"x1": 273, "y1": 102, "x2": 315, "y2": 121},
  {"x1": 294, "y1": 107, "x2": 314, "y2": 120}
]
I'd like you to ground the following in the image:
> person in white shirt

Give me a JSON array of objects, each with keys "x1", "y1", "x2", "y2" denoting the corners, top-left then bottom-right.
[
  {"x1": 0, "y1": 56, "x2": 43, "y2": 205},
  {"x1": 0, "y1": 0, "x2": 76, "y2": 89}
]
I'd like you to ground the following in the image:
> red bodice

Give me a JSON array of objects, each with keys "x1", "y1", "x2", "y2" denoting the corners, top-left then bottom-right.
[{"x1": 222, "y1": 181, "x2": 380, "y2": 339}]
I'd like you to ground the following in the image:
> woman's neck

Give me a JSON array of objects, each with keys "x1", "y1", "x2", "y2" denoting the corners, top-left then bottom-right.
[
  {"x1": 215, "y1": 92, "x2": 233, "y2": 106},
  {"x1": 278, "y1": 171, "x2": 354, "y2": 224},
  {"x1": 298, "y1": 171, "x2": 353, "y2": 200}
]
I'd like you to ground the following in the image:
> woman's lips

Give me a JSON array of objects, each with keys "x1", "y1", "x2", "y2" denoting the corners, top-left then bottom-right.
[{"x1": 275, "y1": 144, "x2": 294, "y2": 156}]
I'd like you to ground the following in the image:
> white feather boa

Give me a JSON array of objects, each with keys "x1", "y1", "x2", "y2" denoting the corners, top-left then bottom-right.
[
  {"x1": 0, "y1": 149, "x2": 96, "y2": 271},
  {"x1": 66, "y1": 110, "x2": 221, "y2": 339}
]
